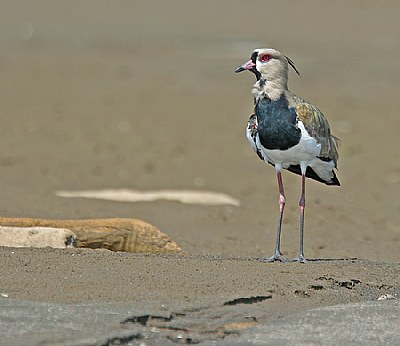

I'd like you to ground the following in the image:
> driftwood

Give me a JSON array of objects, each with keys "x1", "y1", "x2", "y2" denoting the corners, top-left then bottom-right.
[
  {"x1": 0, "y1": 217, "x2": 182, "y2": 254},
  {"x1": 0, "y1": 227, "x2": 76, "y2": 249}
]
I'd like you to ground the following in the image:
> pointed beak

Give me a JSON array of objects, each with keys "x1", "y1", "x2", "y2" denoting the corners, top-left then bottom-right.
[{"x1": 235, "y1": 59, "x2": 256, "y2": 73}]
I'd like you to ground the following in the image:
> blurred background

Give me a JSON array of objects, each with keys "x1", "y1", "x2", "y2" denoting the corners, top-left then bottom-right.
[{"x1": 0, "y1": 1, "x2": 399, "y2": 261}]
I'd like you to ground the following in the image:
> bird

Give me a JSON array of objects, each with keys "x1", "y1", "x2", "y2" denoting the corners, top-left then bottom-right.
[{"x1": 235, "y1": 48, "x2": 340, "y2": 263}]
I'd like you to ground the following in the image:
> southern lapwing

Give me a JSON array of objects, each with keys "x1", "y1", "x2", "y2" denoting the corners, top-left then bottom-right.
[{"x1": 235, "y1": 48, "x2": 340, "y2": 263}]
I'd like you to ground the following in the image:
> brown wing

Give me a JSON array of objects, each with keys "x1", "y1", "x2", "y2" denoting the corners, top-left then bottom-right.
[{"x1": 296, "y1": 102, "x2": 340, "y2": 167}]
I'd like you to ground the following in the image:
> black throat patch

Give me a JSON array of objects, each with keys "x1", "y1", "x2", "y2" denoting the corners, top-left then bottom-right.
[
  {"x1": 250, "y1": 51, "x2": 261, "y2": 80},
  {"x1": 255, "y1": 94, "x2": 301, "y2": 150}
]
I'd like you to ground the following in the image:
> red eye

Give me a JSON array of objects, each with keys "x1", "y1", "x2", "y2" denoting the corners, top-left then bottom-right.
[{"x1": 260, "y1": 54, "x2": 271, "y2": 62}]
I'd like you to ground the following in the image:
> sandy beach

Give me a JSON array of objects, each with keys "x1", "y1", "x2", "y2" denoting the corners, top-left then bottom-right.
[{"x1": 0, "y1": 1, "x2": 399, "y2": 344}]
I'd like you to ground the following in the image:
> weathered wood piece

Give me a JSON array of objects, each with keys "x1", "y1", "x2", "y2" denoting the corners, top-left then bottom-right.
[
  {"x1": 0, "y1": 226, "x2": 75, "y2": 249},
  {"x1": 0, "y1": 217, "x2": 182, "y2": 254}
]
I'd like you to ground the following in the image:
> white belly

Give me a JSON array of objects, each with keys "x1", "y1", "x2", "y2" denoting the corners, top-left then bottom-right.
[{"x1": 256, "y1": 121, "x2": 321, "y2": 168}]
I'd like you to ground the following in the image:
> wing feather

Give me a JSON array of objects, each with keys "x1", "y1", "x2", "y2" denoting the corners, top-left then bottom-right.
[{"x1": 295, "y1": 102, "x2": 340, "y2": 167}]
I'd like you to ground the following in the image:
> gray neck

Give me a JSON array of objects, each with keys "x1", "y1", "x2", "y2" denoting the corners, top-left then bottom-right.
[{"x1": 252, "y1": 77, "x2": 288, "y2": 102}]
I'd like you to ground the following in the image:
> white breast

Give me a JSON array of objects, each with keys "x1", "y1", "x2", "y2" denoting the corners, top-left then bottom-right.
[{"x1": 257, "y1": 121, "x2": 321, "y2": 168}]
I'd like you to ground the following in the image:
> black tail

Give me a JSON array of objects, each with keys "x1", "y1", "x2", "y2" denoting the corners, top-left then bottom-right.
[{"x1": 286, "y1": 164, "x2": 340, "y2": 186}]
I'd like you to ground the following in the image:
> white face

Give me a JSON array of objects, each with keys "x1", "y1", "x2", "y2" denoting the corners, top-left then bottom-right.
[
  {"x1": 236, "y1": 48, "x2": 295, "y2": 92},
  {"x1": 253, "y1": 48, "x2": 287, "y2": 77}
]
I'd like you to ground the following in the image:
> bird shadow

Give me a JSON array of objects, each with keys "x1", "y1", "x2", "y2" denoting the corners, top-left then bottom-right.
[
  {"x1": 304, "y1": 257, "x2": 359, "y2": 263},
  {"x1": 253, "y1": 257, "x2": 360, "y2": 264}
]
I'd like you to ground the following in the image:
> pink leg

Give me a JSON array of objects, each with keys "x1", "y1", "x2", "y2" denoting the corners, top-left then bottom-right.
[
  {"x1": 293, "y1": 173, "x2": 307, "y2": 263},
  {"x1": 263, "y1": 170, "x2": 287, "y2": 262}
]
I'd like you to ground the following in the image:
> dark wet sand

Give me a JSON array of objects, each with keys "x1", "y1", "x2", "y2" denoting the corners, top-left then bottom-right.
[{"x1": 0, "y1": 1, "x2": 399, "y2": 343}]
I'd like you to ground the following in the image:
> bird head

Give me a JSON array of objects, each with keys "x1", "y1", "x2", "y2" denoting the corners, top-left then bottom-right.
[{"x1": 235, "y1": 48, "x2": 299, "y2": 82}]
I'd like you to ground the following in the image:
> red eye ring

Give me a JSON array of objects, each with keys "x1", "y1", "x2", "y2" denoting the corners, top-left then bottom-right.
[{"x1": 260, "y1": 54, "x2": 271, "y2": 62}]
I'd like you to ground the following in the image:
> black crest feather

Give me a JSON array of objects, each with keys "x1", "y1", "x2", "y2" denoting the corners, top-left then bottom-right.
[{"x1": 285, "y1": 56, "x2": 300, "y2": 76}]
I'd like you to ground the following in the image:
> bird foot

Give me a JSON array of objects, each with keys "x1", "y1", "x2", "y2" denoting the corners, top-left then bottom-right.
[
  {"x1": 257, "y1": 253, "x2": 288, "y2": 263},
  {"x1": 291, "y1": 255, "x2": 308, "y2": 263}
]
